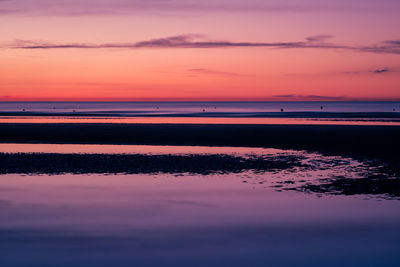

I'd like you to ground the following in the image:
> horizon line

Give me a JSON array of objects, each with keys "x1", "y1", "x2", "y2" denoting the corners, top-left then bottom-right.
[{"x1": 1, "y1": 98, "x2": 400, "y2": 102}]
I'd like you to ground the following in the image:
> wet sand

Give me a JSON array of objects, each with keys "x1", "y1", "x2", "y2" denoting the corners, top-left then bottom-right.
[
  {"x1": 1, "y1": 110, "x2": 400, "y2": 118},
  {"x1": 0, "y1": 153, "x2": 303, "y2": 175},
  {"x1": 0, "y1": 123, "x2": 399, "y2": 160}
]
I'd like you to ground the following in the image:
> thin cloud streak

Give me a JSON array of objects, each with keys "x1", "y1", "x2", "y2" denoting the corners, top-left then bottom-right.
[
  {"x1": 287, "y1": 67, "x2": 397, "y2": 77},
  {"x1": 273, "y1": 94, "x2": 347, "y2": 100},
  {"x1": 372, "y1": 68, "x2": 390, "y2": 74},
  {"x1": 2, "y1": 0, "x2": 399, "y2": 16},
  {"x1": 3, "y1": 34, "x2": 400, "y2": 54},
  {"x1": 0, "y1": 8, "x2": 21, "y2": 14},
  {"x1": 187, "y1": 68, "x2": 246, "y2": 77}
]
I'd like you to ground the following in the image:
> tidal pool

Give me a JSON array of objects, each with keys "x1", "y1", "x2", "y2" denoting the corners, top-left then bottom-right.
[{"x1": 0, "y1": 145, "x2": 399, "y2": 266}]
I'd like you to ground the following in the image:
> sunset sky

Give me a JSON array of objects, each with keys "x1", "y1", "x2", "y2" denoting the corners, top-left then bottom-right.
[{"x1": 1, "y1": 0, "x2": 400, "y2": 101}]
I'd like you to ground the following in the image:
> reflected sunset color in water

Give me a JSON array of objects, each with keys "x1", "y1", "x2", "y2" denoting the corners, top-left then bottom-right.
[
  {"x1": 1, "y1": 116, "x2": 400, "y2": 126},
  {"x1": 1, "y1": 170, "x2": 399, "y2": 266},
  {"x1": 0, "y1": 143, "x2": 286, "y2": 155}
]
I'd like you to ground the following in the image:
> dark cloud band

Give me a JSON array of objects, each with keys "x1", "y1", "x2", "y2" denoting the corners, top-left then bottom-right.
[{"x1": 3, "y1": 34, "x2": 400, "y2": 54}]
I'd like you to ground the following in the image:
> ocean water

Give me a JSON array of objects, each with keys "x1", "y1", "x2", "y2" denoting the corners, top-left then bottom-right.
[
  {"x1": 0, "y1": 144, "x2": 399, "y2": 266},
  {"x1": 0, "y1": 101, "x2": 399, "y2": 125},
  {"x1": 0, "y1": 101, "x2": 399, "y2": 114}
]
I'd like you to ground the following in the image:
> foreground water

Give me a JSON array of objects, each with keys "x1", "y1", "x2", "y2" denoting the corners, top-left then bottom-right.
[{"x1": 0, "y1": 144, "x2": 399, "y2": 266}]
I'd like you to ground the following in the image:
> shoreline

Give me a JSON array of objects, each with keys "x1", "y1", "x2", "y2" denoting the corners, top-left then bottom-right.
[
  {"x1": 0, "y1": 153, "x2": 302, "y2": 175},
  {"x1": 0, "y1": 123, "x2": 399, "y2": 160},
  {"x1": 0, "y1": 111, "x2": 399, "y2": 118}
]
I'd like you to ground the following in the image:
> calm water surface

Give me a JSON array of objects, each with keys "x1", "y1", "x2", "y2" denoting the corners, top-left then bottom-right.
[
  {"x1": 0, "y1": 101, "x2": 399, "y2": 125},
  {"x1": 1, "y1": 116, "x2": 400, "y2": 125},
  {"x1": 0, "y1": 144, "x2": 399, "y2": 266},
  {"x1": 1, "y1": 101, "x2": 399, "y2": 113}
]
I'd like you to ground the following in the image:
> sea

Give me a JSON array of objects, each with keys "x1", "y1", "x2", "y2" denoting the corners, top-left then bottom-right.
[{"x1": 0, "y1": 101, "x2": 399, "y2": 125}]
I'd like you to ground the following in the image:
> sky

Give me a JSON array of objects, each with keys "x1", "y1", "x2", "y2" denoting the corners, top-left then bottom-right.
[{"x1": 0, "y1": 0, "x2": 400, "y2": 101}]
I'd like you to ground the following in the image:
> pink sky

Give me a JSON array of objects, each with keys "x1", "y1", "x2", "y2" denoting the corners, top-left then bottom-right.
[{"x1": 0, "y1": 0, "x2": 399, "y2": 101}]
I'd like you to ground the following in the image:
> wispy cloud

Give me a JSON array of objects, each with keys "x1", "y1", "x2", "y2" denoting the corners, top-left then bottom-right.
[
  {"x1": 287, "y1": 66, "x2": 396, "y2": 77},
  {"x1": 0, "y1": 8, "x2": 20, "y2": 14},
  {"x1": 340, "y1": 67, "x2": 394, "y2": 75},
  {"x1": 273, "y1": 94, "x2": 347, "y2": 100},
  {"x1": 3, "y1": 34, "x2": 400, "y2": 55},
  {"x1": 372, "y1": 67, "x2": 390, "y2": 74},
  {"x1": 304, "y1": 35, "x2": 334, "y2": 42},
  {"x1": 2, "y1": 0, "x2": 399, "y2": 16},
  {"x1": 339, "y1": 71, "x2": 362, "y2": 75},
  {"x1": 187, "y1": 68, "x2": 245, "y2": 77}
]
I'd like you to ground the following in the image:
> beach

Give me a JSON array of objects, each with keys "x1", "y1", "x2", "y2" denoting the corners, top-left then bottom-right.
[
  {"x1": 1, "y1": 123, "x2": 399, "y2": 159},
  {"x1": 1, "y1": 108, "x2": 400, "y2": 266}
]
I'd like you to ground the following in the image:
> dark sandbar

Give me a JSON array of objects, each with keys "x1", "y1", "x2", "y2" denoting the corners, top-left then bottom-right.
[
  {"x1": 0, "y1": 153, "x2": 302, "y2": 175},
  {"x1": 1, "y1": 123, "x2": 399, "y2": 198},
  {"x1": 1, "y1": 111, "x2": 400, "y2": 119},
  {"x1": 0, "y1": 123, "x2": 399, "y2": 160},
  {"x1": 297, "y1": 176, "x2": 400, "y2": 199}
]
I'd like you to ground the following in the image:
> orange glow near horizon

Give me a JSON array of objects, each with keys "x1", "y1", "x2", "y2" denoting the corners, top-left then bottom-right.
[{"x1": 1, "y1": 1, "x2": 400, "y2": 101}]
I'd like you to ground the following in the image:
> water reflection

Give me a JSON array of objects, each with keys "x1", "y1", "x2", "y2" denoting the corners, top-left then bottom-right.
[
  {"x1": 0, "y1": 143, "x2": 289, "y2": 155},
  {"x1": 1, "y1": 116, "x2": 400, "y2": 125},
  {"x1": 0, "y1": 144, "x2": 399, "y2": 266},
  {"x1": 0, "y1": 173, "x2": 400, "y2": 266},
  {"x1": 0, "y1": 144, "x2": 398, "y2": 199}
]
